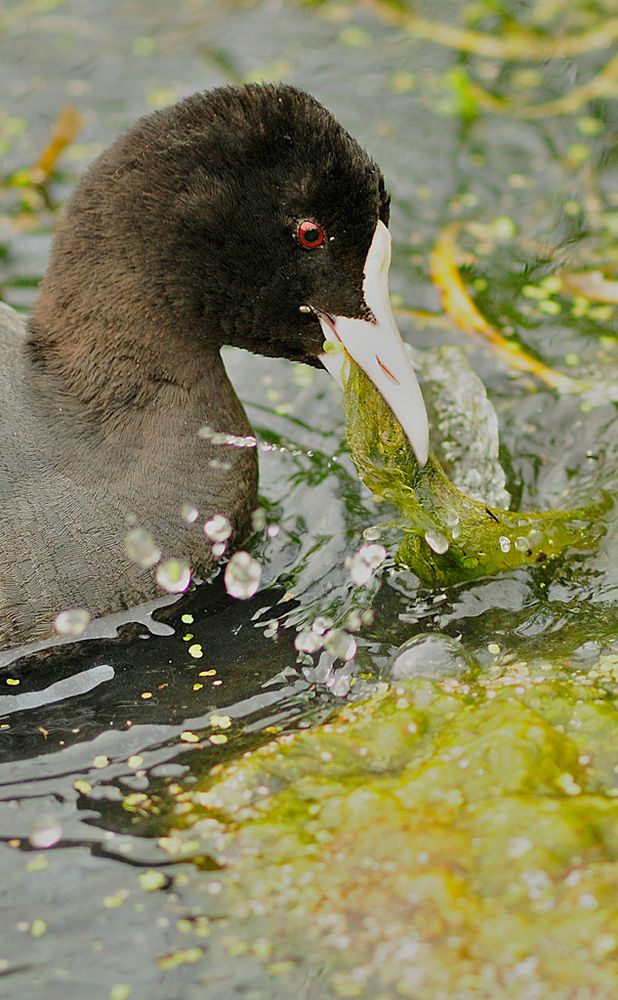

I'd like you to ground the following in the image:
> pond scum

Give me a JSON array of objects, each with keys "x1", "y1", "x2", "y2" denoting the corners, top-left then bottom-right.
[{"x1": 163, "y1": 658, "x2": 618, "y2": 998}]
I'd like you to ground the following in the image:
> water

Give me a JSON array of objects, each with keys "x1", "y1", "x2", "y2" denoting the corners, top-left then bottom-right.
[{"x1": 1, "y1": 0, "x2": 617, "y2": 996}]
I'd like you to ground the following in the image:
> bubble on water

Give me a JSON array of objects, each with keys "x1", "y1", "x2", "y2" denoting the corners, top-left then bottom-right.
[
  {"x1": 204, "y1": 514, "x2": 232, "y2": 542},
  {"x1": 499, "y1": 535, "x2": 512, "y2": 553},
  {"x1": 224, "y1": 552, "x2": 262, "y2": 599},
  {"x1": 125, "y1": 527, "x2": 161, "y2": 568},
  {"x1": 515, "y1": 536, "x2": 529, "y2": 552},
  {"x1": 424, "y1": 529, "x2": 449, "y2": 555},
  {"x1": 181, "y1": 503, "x2": 199, "y2": 524},
  {"x1": 362, "y1": 525, "x2": 382, "y2": 541},
  {"x1": 388, "y1": 633, "x2": 473, "y2": 681},
  {"x1": 251, "y1": 508, "x2": 267, "y2": 531},
  {"x1": 156, "y1": 559, "x2": 191, "y2": 593},
  {"x1": 294, "y1": 629, "x2": 324, "y2": 654},
  {"x1": 324, "y1": 628, "x2": 357, "y2": 662},
  {"x1": 29, "y1": 816, "x2": 63, "y2": 849},
  {"x1": 54, "y1": 607, "x2": 90, "y2": 637},
  {"x1": 347, "y1": 543, "x2": 387, "y2": 585}
]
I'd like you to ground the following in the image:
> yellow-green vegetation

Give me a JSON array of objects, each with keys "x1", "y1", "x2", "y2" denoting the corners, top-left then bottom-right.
[
  {"x1": 344, "y1": 361, "x2": 608, "y2": 586},
  {"x1": 166, "y1": 657, "x2": 618, "y2": 998}
]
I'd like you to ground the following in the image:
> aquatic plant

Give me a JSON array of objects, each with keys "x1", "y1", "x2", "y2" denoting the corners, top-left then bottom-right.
[
  {"x1": 344, "y1": 360, "x2": 608, "y2": 586},
  {"x1": 165, "y1": 655, "x2": 618, "y2": 999}
]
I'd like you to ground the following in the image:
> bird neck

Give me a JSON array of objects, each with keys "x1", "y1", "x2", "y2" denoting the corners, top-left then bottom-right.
[{"x1": 29, "y1": 253, "x2": 226, "y2": 440}]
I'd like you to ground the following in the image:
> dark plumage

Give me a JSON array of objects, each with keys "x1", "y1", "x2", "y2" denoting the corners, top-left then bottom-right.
[{"x1": 0, "y1": 84, "x2": 391, "y2": 649}]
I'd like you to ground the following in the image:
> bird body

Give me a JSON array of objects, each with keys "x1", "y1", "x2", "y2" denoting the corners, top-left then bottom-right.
[{"x1": 0, "y1": 300, "x2": 256, "y2": 647}]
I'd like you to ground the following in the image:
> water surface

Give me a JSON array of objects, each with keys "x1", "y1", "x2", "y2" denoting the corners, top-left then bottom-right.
[{"x1": 1, "y1": 0, "x2": 617, "y2": 996}]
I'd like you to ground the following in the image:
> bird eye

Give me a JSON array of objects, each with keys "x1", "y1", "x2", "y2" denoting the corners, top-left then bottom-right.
[{"x1": 297, "y1": 220, "x2": 326, "y2": 249}]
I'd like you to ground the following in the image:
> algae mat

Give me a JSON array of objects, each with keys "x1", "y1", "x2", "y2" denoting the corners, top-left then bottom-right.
[{"x1": 163, "y1": 658, "x2": 618, "y2": 999}]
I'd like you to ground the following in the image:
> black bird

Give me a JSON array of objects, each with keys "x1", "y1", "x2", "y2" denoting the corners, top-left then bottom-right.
[{"x1": 0, "y1": 83, "x2": 428, "y2": 651}]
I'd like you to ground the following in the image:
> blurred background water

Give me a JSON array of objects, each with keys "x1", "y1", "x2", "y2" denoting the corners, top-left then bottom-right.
[{"x1": 0, "y1": 1, "x2": 617, "y2": 997}]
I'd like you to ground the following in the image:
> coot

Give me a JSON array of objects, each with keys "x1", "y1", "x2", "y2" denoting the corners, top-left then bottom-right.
[{"x1": 0, "y1": 83, "x2": 428, "y2": 650}]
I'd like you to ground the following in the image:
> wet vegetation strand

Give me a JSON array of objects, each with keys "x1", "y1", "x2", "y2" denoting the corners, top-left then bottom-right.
[{"x1": 344, "y1": 360, "x2": 608, "y2": 586}]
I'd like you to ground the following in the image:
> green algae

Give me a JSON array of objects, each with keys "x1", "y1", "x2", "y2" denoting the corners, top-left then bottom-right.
[
  {"x1": 167, "y1": 660, "x2": 618, "y2": 998},
  {"x1": 344, "y1": 361, "x2": 608, "y2": 586}
]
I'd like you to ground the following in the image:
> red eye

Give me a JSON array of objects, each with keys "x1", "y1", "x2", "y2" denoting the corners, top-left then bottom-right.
[{"x1": 298, "y1": 220, "x2": 326, "y2": 249}]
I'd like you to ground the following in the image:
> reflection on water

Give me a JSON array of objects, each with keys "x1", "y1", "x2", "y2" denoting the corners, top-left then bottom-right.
[{"x1": 1, "y1": 0, "x2": 617, "y2": 996}]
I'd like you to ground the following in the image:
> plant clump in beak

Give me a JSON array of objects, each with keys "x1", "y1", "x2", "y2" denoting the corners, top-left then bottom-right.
[{"x1": 344, "y1": 361, "x2": 608, "y2": 587}]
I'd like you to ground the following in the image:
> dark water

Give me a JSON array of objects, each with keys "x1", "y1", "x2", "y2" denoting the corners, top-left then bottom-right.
[{"x1": 1, "y1": 0, "x2": 617, "y2": 997}]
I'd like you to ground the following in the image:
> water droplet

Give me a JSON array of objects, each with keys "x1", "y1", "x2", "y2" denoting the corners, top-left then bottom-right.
[
  {"x1": 251, "y1": 508, "x2": 267, "y2": 531},
  {"x1": 29, "y1": 816, "x2": 63, "y2": 849},
  {"x1": 515, "y1": 536, "x2": 529, "y2": 552},
  {"x1": 267, "y1": 524, "x2": 280, "y2": 539},
  {"x1": 204, "y1": 514, "x2": 232, "y2": 542},
  {"x1": 499, "y1": 535, "x2": 511, "y2": 553},
  {"x1": 424, "y1": 529, "x2": 449, "y2": 555},
  {"x1": 388, "y1": 633, "x2": 473, "y2": 680},
  {"x1": 294, "y1": 629, "x2": 323, "y2": 654},
  {"x1": 224, "y1": 552, "x2": 261, "y2": 599},
  {"x1": 444, "y1": 510, "x2": 459, "y2": 527},
  {"x1": 324, "y1": 629, "x2": 357, "y2": 661},
  {"x1": 212, "y1": 542, "x2": 226, "y2": 558},
  {"x1": 54, "y1": 608, "x2": 90, "y2": 637},
  {"x1": 181, "y1": 503, "x2": 199, "y2": 524},
  {"x1": 156, "y1": 559, "x2": 191, "y2": 593},
  {"x1": 362, "y1": 525, "x2": 382, "y2": 541},
  {"x1": 348, "y1": 543, "x2": 387, "y2": 585},
  {"x1": 125, "y1": 527, "x2": 161, "y2": 568}
]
